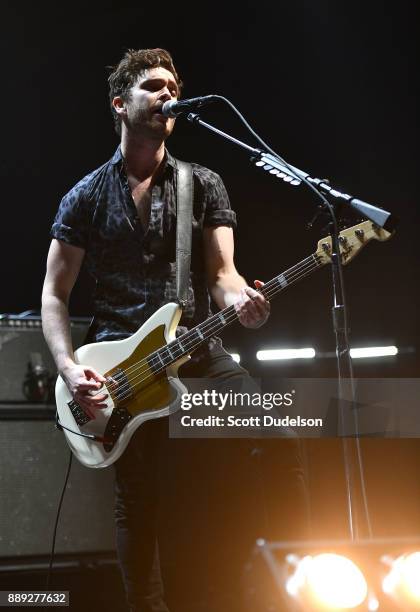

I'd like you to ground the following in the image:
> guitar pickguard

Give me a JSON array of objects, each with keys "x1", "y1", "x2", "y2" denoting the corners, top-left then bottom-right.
[{"x1": 102, "y1": 324, "x2": 178, "y2": 451}]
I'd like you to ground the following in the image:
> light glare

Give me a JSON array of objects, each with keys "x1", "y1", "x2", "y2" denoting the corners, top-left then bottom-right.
[
  {"x1": 367, "y1": 595, "x2": 379, "y2": 611},
  {"x1": 287, "y1": 553, "x2": 368, "y2": 609},
  {"x1": 350, "y1": 346, "x2": 398, "y2": 358},
  {"x1": 256, "y1": 348, "x2": 315, "y2": 361},
  {"x1": 402, "y1": 552, "x2": 420, "y2": 598},
  {"x1": 383, "y1": 552, "x2": 420, "y2": 601},
  {"x1": 229, "y1": 353, "x2": 241, "y2": 363}
]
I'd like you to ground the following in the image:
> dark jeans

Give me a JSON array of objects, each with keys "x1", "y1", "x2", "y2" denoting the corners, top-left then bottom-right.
[{"x1": 114, "y1": 343, "x2": 307, "y2": 612}]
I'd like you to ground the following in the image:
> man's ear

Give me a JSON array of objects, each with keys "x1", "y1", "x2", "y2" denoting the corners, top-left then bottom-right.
[{"x1": 112, "y1": 96, "x2": 126, "y2": 116}]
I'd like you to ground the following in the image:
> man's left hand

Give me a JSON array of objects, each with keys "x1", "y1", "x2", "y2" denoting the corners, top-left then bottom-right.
[{"x1": 235, "y1": 280, "x2": 270, "y2": 329}]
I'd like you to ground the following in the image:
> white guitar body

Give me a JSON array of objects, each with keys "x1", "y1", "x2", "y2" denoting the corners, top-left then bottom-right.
[{"x1": 55, "y1": 303, "x2": 189, "y2": 468}]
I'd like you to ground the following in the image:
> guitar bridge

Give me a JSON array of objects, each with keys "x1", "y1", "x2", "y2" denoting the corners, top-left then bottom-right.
[{"x1": 68, "y1": 399, "x2": 91, "y2": 426}]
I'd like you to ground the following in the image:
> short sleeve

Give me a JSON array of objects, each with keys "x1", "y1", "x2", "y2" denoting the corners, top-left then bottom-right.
[
  {"x1": 200, "y1": 169, "x2": 237, "y2": 229},
  {"x1": 51, "y1": 183, "x2": 92, "y2": 249}
]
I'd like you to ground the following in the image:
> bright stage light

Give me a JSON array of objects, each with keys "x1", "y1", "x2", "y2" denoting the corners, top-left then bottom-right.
[
  {"x1": 367, "y1": 595, "x2": 379, "y2": 611},
  {"x1": 350, "y1": 346, "x2": 398, "y2": 358},
  {"x1": 256, "y1": 348, "x2": 316, "y2": 360},
  {"x1": 229, "y1": 352, "x2": 241, "y2": 363},
  {"x1": 286, "y1": 553, "x2": 368, "y2": 609},
  {"x1": 382, "y1": 551, "x2": 420, "y2": 602}
]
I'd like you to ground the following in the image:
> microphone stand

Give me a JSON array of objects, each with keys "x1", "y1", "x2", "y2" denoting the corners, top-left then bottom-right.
[
  {"x1": 328, "y1": 219, "x2": 358, "y2": 540},
  {"x1": 187, "y1": 111, "x2": 396, "y2": 540},
  {"x1": 187, "y1": 113, "x2": 397, "y2": 232}
]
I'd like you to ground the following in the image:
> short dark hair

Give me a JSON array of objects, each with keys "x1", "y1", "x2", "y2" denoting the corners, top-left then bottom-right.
[{"x1": 108, "y1": 48, "x2": 183, "y2": 135}]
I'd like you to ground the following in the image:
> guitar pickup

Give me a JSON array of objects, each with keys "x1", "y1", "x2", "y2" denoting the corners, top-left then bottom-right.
[{"x1": 106, "y1": 368, "x2": 133, "y2": 404}]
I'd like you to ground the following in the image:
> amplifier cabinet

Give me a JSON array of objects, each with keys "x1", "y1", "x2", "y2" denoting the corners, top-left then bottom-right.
[
  {"x1": 0, "y1": 317, "x2": 90, "y2": 403},
  {"x1": 0, "y1": 416, "x2": 115, "y2": 557}
]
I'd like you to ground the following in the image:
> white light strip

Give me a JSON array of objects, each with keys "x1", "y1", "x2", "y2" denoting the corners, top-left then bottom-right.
[
  {"x1": 229, "y1": 353, "x2": 241, "y2": 363},
  {"x1": 256, "y1": 348, "x2": 316, "y2": 361},
  {"x1": 350, "y1": 346, "x2": 398, "y2": 359}
]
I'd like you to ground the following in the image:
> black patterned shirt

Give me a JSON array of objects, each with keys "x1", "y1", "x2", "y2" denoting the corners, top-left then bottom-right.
[{"x1": 51, "y1": 146, "x2": 236, "y2": 343}]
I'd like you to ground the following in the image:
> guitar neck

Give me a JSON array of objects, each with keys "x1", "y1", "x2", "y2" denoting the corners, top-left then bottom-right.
[{"x1": 153, "y1": 252, "x2": 324, "y2": 368}]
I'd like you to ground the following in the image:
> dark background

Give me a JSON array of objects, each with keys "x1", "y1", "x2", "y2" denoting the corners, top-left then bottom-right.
[{"x1": 1, "y1": 2, "x2": 419, "y2": 611}]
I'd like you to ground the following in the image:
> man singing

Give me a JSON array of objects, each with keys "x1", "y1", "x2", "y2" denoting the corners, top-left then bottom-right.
[{"x1": 42, "y1": 48, "x2": 271, "y2": 611}]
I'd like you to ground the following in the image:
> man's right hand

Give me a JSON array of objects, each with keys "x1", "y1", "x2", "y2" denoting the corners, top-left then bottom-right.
[{"x1": 61, "y1": 363, "x2": 108, "y2": 419}]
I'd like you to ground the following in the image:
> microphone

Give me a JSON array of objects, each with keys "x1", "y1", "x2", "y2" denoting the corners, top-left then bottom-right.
[{"x1": 161, "y1": 95, "x2": 216, "y2": 118}]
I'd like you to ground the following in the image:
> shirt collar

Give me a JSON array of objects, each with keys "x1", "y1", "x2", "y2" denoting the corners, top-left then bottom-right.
[
  {"x1": 110, "y1": 145, "x2": 176, "y2": 174},
  {"x1": 110, "y1": 145, "x2": 123, "y2": 166}
]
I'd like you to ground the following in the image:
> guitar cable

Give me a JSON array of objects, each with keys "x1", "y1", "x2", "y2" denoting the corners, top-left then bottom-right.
[
  {"x1": 55, "y1": 410, "x2": 103, "y2": 441},
  {"x1": 47, "y1": 408, "x2": 103, "y2": 589},
  {"x1": 46, "y1": 448, "x2": 73, "y2": 590}
]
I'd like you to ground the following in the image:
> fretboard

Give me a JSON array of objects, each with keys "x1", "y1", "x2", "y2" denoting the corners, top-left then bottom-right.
[{"x1": 148, "y1": 253, "x2": 323, "y2": 372}]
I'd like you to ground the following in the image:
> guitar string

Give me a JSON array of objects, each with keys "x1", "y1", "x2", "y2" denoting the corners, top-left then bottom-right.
[
  {"x1": 105, "y1": 256, "x2": 323, "y2": 405},
  {"x1": 110, "y1": 257, "x2": 322, "y2": 406},
  {"x1": 73, "y1": 223, "x2": 375, "y2": 409},
  {"x1": 96, "y1": 255, "x2": 321, "y2": 399},
  {"x1": 86, "y1": 255, "x2": 322, "y2": 408},
  {"x1": 88, "y1": 254, "x2": 317, "y2": 398},
  {"x1": 73, "y1": 257, "x2": 321, "y2": 437},
  {"x1": 99, "y1": 254, "x2": 321, "y2": 395}
]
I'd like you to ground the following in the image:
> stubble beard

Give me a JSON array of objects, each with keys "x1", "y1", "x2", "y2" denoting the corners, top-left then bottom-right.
[{"x1": 128, "y1": 106, "x2": 174, "y2": 142}]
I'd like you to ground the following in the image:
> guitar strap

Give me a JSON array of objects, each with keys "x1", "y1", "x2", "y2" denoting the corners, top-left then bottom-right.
[{"x1": 174, "y1": 159, "x2": 193, "y2": 308}]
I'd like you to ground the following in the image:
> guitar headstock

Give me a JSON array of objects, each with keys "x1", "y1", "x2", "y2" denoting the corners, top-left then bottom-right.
[{"x1": 316, "y1": 221, "x2": 393, "y2": 266}]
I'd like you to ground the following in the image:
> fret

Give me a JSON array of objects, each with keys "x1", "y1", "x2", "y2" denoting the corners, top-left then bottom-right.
[
  {"x1": 148, "y1": 351, "x2": 163, "y2": 373},
  {"x1": 169, "y1": 340, "x2": 185, "y2": 359},
  {"x1": 277, "y1": 273, "x2": 288, "y2": 288},
  {"x1": 218, "y1": 313, "x2": 226, "y2": 325},
  {"x1": 153, "y1": 340, "x2": 188, "y2": 370},
  {"x1": 158, "y1": 348, "x2": 172, "y2": 366},
  {"x1": 209, "y1": 318, "x2": 224, "y2": 333},
  {"x1": 183, "y1": 327, "x2": 205, "y2": 350},
  {"x1": 181, "y1": 329, "x2": 199, "y2": 347}
]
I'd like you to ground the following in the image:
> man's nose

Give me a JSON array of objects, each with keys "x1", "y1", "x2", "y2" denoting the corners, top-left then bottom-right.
[{"x1": 158, "y1": 87, "x2": 172, "y2": 102}]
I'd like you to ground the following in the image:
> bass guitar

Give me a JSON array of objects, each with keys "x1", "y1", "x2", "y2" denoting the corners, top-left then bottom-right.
[{"x1": 55, "y1": 221, "x2": 392, "y2": 467}]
